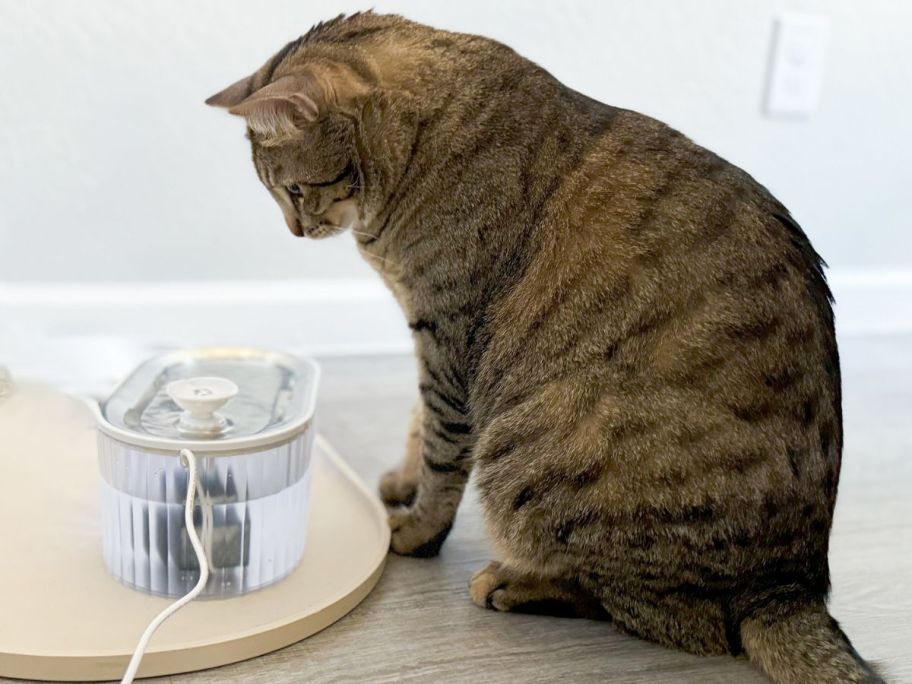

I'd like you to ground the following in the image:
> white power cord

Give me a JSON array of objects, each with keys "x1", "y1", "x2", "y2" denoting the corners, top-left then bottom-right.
[{"x1": 121, "y1": 448, "x2": 209, "y2": 683}]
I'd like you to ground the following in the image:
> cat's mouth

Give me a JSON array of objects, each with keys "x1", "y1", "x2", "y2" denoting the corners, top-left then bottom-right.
[
  {"x1": 285, "y1": 215, "x2": 341, "y2": 239},
  {"x1": 306, "y1": 224, "x2": 343, "y2": 239},
  {"x1": 288, "y1": 199, "x2": 359, "y2": 239}
]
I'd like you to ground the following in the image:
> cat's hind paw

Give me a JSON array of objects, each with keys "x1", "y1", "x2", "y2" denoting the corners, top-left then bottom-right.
[
  {"x1": 470, "y1": 561, "x2": 516, "y2": 611},
  {"x1": 470, "y1": 561, "x2": 610, "y2": 620}
]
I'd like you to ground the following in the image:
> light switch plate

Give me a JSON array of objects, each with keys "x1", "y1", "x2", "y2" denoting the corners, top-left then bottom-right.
[{"x1": 765, "y1": 13, "x2": 830, "y2": 117}]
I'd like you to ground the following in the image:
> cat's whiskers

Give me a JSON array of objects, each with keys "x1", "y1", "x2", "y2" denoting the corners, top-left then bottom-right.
[{"x1": 348, "y1": 228, "x2": 400, "y2": 268}]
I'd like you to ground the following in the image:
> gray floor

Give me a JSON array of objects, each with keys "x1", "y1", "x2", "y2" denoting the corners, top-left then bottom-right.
[{"x1": 17, "y1": 336, "x2": 912, "y2": 683}]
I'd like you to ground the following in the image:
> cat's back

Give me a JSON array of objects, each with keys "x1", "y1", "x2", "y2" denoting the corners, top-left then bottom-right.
[
  {"x1": 479, "y1": 97, "x2": 837, "y2": 411},
  {"x1": 473, "y1": 85, "x2": 841, "y2": 554},
  {"x1": 471, "y1": 98, "x2": 841, "y2": 599}
]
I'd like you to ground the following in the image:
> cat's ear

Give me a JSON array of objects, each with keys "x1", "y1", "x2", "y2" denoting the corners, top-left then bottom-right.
[
  {"x1": 206, "y1": 66, "x2": 367, "y2": 139},
  {"x1": 206, "y1": 74, "x2": 319, "y2": 139},
  {"x1": 205, "y1": 74, "x2": 257, "y2": 108},
  {"x1": 226, "y1": 75, "x2": 320, "y2": 123},
  {"x1": 214, "y1": 77, "x2": 316, "y2": 142}
]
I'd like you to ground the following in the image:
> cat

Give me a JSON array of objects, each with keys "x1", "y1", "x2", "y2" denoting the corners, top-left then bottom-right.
[{"x1": 207, "y1": 12, "x2": 883, "y2": 683}]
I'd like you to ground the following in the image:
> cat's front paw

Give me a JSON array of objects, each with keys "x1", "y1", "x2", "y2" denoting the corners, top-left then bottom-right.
[
  {"x1": 379, "y1": 468, "x2": 417, "y2": 507},
  {"x1": 387, "y1": 507, "x2": 452, "y2": 558}
]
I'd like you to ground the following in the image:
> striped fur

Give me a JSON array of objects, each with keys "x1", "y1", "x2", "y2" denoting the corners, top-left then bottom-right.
[{"x1": 207, "y1": 12, "x2": 884, "y2": 683}]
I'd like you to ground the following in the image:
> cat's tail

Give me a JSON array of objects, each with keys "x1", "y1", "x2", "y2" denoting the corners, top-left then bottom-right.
[{"x1": 740, "y1": 597, "x2": 885, "y2": 683}]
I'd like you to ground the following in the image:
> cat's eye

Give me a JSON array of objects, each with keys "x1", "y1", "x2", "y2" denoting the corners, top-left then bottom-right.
[{"x1": 285, "y1": 183, "x2": 302, "y2": 196}]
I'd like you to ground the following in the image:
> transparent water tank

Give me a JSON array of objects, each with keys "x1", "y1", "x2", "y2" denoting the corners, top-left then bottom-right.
[{"x1": 91, "y1": 348, "x2": 319, "y2": 598}]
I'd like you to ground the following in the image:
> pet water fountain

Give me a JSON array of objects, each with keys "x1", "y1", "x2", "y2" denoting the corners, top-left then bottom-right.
[
  {"x1": 0, "y1": 348, "x2": 389, "y2": 681},
  {"x1": 94, "y1": 348, "x2": 319, "y2": 598}
]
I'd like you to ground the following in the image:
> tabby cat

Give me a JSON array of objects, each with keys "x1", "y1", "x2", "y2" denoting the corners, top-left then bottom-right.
[{"x1": 207, "y1": 13, "x2": 882, "y2": 683}]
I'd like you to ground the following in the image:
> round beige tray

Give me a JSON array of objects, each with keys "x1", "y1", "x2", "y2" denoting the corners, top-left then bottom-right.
[{"x1": 0, "y1": 382, "x2": 390, "y2": 681}]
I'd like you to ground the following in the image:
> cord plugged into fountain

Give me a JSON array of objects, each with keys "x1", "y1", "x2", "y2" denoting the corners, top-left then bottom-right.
[
  {"x1": 121, "y1": 377, "x2": 237, "y2": 681},
  {"x1": 121, "y1": 448, "x2": 208, "y2": 684}
]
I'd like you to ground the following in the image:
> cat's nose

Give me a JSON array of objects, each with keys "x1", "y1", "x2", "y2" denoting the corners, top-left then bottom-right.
[{"x1": 284, "y1": 214, "x2": 303, "y2": 237}]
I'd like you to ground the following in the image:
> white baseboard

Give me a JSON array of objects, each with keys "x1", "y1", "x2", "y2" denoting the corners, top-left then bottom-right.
[
  {"x1": 0, "y1": 279, "x2": 411, "y2": 393},
  {"x1": 0, "y1": 270, "x2": 909, "y2": 392},
  {"x1": 0, "y1": 278, "x2": 412, "y2": 355}
]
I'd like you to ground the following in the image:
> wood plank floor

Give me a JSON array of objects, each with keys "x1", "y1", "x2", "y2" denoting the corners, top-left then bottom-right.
[{"x1": 13, "y1": 335, "x2": 912, "y2": 683}]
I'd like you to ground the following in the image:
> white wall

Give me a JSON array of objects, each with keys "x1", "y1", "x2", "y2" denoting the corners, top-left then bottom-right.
[{"x1": 0, "y1": 0, "x2": 910, "y2": 369}]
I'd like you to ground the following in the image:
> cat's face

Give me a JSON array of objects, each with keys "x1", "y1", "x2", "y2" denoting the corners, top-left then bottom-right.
[
  {"x1": 207, "y1": 63, "x2": 373, "y2": 239},
  {"x1": 249, "y1": 118, "x2": 360, "y2": 239}
]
